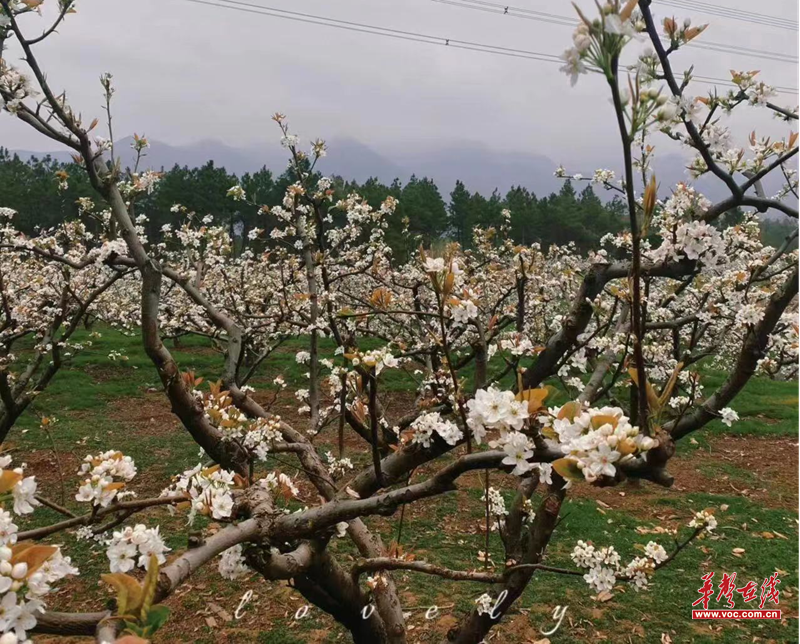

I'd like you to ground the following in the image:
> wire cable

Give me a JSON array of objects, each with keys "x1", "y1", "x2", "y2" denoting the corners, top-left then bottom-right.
[
  {"x1": 659, "y1": 0, "x2": 796, "y2": 25},
  {"x1": 176, "y1": 0, "x2": 799, "y2": 94},
  {"x1": 432, "y1": 0, "x2": 798, "y2": 63},
  {"x1": 657, "y1": 0, "x2": 797, "y2": 30}
]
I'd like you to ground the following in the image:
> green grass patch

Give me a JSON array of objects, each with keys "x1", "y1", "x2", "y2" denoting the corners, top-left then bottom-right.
[{"x1": 3, "y1": 326, "x2": 796, "y2": 642}]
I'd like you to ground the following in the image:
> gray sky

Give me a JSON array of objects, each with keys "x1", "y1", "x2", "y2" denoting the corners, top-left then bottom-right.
[{"x1": 1, "y1": 0, "x2": 798, "y2": 170}]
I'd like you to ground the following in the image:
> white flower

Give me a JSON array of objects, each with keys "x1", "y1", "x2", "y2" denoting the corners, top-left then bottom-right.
[
  {"x1": 500, "y1": 432, "x2": 534, "y2": 476},
  {"x1": 584, "y1": 443, "x2": 620, "y2": 481},
  {"x1": 218, "y1": 545, "x2": 249, "y2": 580},
  {"x1": 280, "y1": 134, "x2": 299, "y2": 149},
  {"x1": 358, "y1": 347, "x2": 398, "y2": 375},
  {"x1": 482, "y1": 487, "x2": 508, "y2": 519},
  {"x1": 624, "y1": 556, "x2": 653, "y2": 591},
  {"x1": 11, "y1": 596, "x2": 42, "y2": 640},
  {"x1": 603, "y1": 11, "x2": 638, "y2": 38},
  {"x1": 11, "y1": 477, "x2": 38, "y2": 516},
  {"x1": 107, "y1": 544, "x2": 135, "y2": 573},
  {"x1": 559, "y1": 47, "x2": 587, "y2": 87},
  {"x1": 227, "y1": 185, "x2": 246, "y2": 201},
  {"x1": 451, "y1": 299, "x2": 478, "y2": 325},
  {"x1": 0, "y1": 512, "x2": 17, "y2": 547},
  {"x1": 689, "y1": 510, "x2": 717, "y2": 533},
  {"x1": 466, "y1": 387, "x2": 529, "y2": 441},
  {"x1": 533, "y1": 462, "x2": 553, "y2": 485},
  {"x1": 571, "y1": 540, "x2": 596, "y2": 568},
  {"x1": 210, "y1": 490, "x2": 234, "y2": 519},
  {"x1": 259, "y1": 472, "x2": 300, "y2": 499},
  {"x1": 76, "y1": 451, "x2": 137, "y2": 508},
  {"x1": 546, "y1": 403, "x2": 655, "y2": 485},
  {"x1": 583, "y1": 566, "x2": 616, "y2": 593},
  {"x1": 735, "y1": 304, "x2": 763, "y2": 327},
  {"x1": 106, "y1": 524, "x2": 169, "y2": 573},
  {"x1": 644, "y1": 541, "x2": 668, "y2": 564},
  {"x1": 719, "y1": 407, "x2": 739, "y2": 427},
  {"x1": 409, "y1": 412, "x2": 463, "y2": 448},
  {"x1": 423, "y1": 257, "x2": 446, "y2": 273},
  {"x1": 475, "y1": 593, "x2": 494, "y2": 616}
]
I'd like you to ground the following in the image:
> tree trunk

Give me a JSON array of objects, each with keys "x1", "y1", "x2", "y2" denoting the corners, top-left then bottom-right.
[{"x1": 448, "y1": 485, "x2": 566, "y2": 644}]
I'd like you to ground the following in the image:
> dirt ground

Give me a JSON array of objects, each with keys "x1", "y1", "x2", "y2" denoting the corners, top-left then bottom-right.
[{"x1": 22, "y1": 391, "x2": 799, "y2": 643}]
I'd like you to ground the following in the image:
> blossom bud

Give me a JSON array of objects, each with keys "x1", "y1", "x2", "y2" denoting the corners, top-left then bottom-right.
[
  {"x1": 640, "y1": 436, "x2": 656, "y2": 450},
  {"x1": 0, "y1": 561, "x2": 11, "y2": 575},
  {"x1": 11, "y1": 562, "x2": 27, "y2": 579},
  {"x1": 0, "y1": 547, "x2": 11, "y2": 561}
]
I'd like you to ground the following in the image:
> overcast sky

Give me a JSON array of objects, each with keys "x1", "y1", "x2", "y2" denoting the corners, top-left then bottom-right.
[{"x1": 1, "y1": 0, "x2": 797, "y2": 170}]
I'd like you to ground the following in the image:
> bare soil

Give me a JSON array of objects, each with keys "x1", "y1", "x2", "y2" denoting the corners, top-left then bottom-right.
[{"x1": 22, "y1": 392, "x2": 799, "y2": 643}]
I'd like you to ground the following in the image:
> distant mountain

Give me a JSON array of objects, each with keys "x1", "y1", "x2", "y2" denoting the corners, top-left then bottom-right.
[
  {"x1": 7, "y1": 147, "x2": 75, "y2": 165},
  {"x1": 9, "y1": 136, "x2": 562, "y2": 196},
  {"x1": 7, "y1": 137, "x2": 284, "y2": 176},
  {"x1": 9, "y1": 137, "x2": 794, "y2": 219},
  {"x1": 393, "y1": 141, "x2": 563, "y2": 198},
  {"x1": 317, "y1": 138, "x2": 405, "y2": 185}
]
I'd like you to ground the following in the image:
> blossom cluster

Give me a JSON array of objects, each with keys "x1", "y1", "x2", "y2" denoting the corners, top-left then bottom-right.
[
  {"x1": 75, "y1": 450, "x2": 137, "y2": 508},
  {"x1": 0, "y1": 543, "x2": 78, "y2": 641},
  {"x1": 0, "y1": 458, "x2": 77, "y2": 640},
  {"x1": 542, "y1": 403, "x2": 657, "y2": 484},
  {"x1": 689, "y1": 510, "x2": 718, "y2": 533},
  {"x1": 218, "y1": 544, "x2": 250, "y2": 580},
  {"x1": 559, "y1": 1, "x2": 644, "y2": 86},
  {"x1": 465, "y1": 387, "x2": 544, "y2": 475},
  {"x1": 324, "y1": 452, "x2": 354, "y2": 478},
  {"x1": 0, "y1": 62, "x2": 38, "y2": 115},
  {"x1": 571, "y1": 539, "x2": 668, "y2": 593},
  {"x1": 258, "y1": 472, "x2": 300, "y2": 502},
  {"x1": 407, "y1": 412, "x2": 463, "y2": 448},
  {"x1": 162, "y1": 464, "x2": 242, "y2": 522},
  {"x1": 346, "y1": 347, "x2": 399, "y2": 374},
  {"x1": 481, "y1": 487, "x2": 508, "y2": 532},
  {"x1": 105, "y1": 524, "x2": 170, "y2": 573},
  {"x1": 466, "y1": 387, "x2": 529, "y2": 444},
  {"x1": 200, "y1": 385, "x2": 283, "y2": 461},
  {"x1": 0, "y1": 467, "x2": 37, "y2": 520}
]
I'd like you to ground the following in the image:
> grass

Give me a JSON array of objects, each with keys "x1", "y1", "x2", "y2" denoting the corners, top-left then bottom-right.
[
  {"x1": 6, "y1": 327, "x2": 798, "y2": 643},
  {"x1": 699, "y1": 370, "x2": 799, "y2": 437}
]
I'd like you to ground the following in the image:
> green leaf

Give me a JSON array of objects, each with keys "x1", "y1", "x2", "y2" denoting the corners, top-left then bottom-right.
[
  {"x1": 552, "y1": 457, "x2": 584, "y2": 482},
  {"x1": 144, "y1": 605, "x2": 170, "y2": 633},
  {"x1": 122, "y1": 620, "x2": 144, "y2": 636}
]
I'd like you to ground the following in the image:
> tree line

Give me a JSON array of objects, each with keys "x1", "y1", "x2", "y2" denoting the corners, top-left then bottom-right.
[{"x1": 1, "y1": 147, "x2": 794, "y2": 259}]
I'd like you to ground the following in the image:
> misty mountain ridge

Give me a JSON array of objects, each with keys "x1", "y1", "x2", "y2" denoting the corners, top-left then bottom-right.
[{"x1": 9, "y1": 136, "x2": 792, "y2": 218}]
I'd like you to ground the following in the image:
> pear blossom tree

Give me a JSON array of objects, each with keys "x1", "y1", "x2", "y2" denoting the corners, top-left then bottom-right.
[
  {"x1": 0, "y1": 206, "x2": 135, "y2": 444},
  {"x1": 0, "y1": 1, "x2": 796, "y2": 643}
]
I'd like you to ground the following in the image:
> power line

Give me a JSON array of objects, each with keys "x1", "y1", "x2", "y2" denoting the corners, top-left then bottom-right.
[
  {"x1": 657, "y1": 0, "x2": 797, "y2": 30},
  {"x1": 658, "y1": 0, "x2": 797, "y2": 26},
  {"x1": 433, "y1": 0, "x2": 572, "y2": 28},
  {"x1": 176, "y1": 0, "x2": 579, "y2": 62},
  {"x1": 432, "y1": 0, "x2": 798, "y2": 63},
  {"x1": 175, "y1": 0, "x2": 799, "y2": 94},
  {"x1": 445, "y1": 0, "x2": 797, "y2": 31}
]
